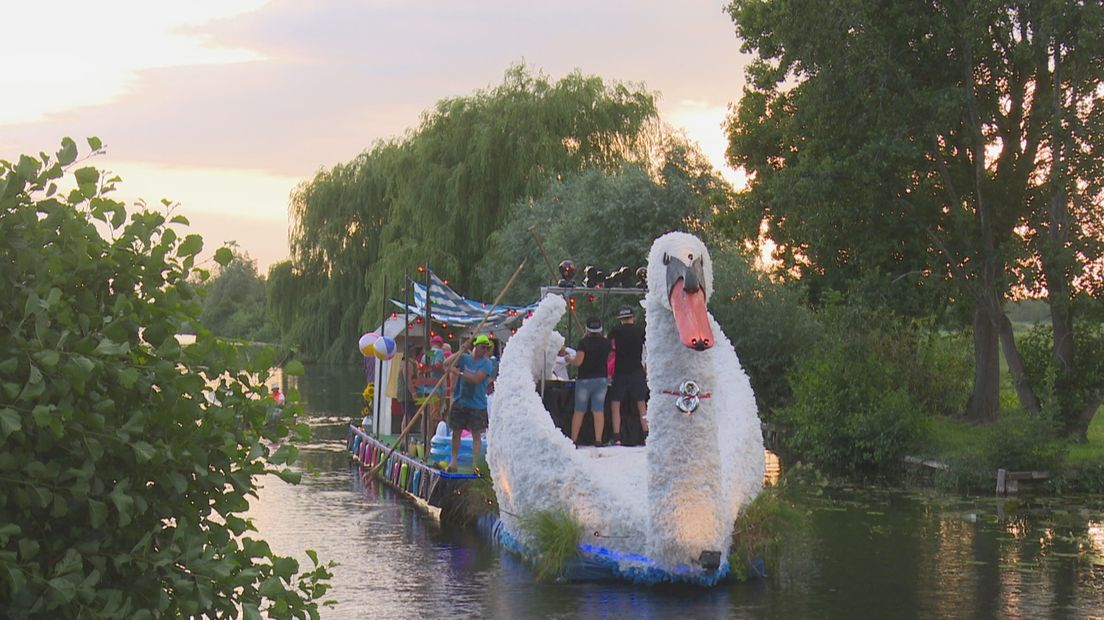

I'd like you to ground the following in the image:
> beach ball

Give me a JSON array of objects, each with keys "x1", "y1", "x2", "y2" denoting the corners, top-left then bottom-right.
[
  {"x1": 373, "y1": 336, "x2": 397, "y2": 360},
  {"x1": 358, "y1": 332, "x2": 380, "y2": 356}
]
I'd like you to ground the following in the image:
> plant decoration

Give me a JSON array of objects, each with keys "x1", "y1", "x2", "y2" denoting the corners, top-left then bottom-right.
[{"x1": 518, "y1": 510, "x2": 583, "y2": 582}]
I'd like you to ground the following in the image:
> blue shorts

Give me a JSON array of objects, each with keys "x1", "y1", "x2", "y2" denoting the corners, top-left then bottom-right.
[{"x1": 573, "y1": 377, "x2": 608, "y2": 414}]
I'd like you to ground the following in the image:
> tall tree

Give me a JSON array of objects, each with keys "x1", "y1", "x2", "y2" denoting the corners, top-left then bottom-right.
[
  {"x1": 274, "y1": 65, "x2": 661, "y2": 361},
  {"x1": 197, "y1": 249, "x2": 274, "y2": 342},
  {"x1": 725, "y1": 0, "x2": 1103, "y2": 434}
]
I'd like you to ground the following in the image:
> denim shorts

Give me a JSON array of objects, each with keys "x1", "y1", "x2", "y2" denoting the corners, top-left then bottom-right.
[{"x1": 573, "y1": 377, "x2": 608, "y2": 414}]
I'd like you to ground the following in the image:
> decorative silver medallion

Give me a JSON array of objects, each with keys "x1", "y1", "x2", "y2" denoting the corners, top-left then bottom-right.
[{"x1": 675, "y1": 380, "x2": 701, "y2": 414}]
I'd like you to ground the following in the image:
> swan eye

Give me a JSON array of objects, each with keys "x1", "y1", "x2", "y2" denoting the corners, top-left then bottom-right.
[
  {"x1": 662, "y1": 253, "x2": 671, "y2": 266},
  {"x1": 688, "y1": 253, "x2": 693, "y2": 260}
]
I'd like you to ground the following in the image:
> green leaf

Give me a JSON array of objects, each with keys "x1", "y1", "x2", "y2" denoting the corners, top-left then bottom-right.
[
  {"x1": 19, "y1": 538, "x2": 40, "y2": 560},
  {"x1": 132, "y1": 441, "x2": 155, "y2": 463},
  {"x1": 269, "y1": 444, "x2": 299, "y2": 466},
  {"x1": 259, "y1": 576, "x2": 284, "y2": 599},
  {"x1": 88, "y1": 500, "x2": 108, "y2": 528},
  {"x1": 283, "y1": 359, "x2": 306, "y2": 377},
  {"x1": 34, "y1": 350, "x2": 60, "y2": 369},
  {"x1": 242, "y1": 603, "x2": 262, "y2": 620},
  {"x1": 274, "y1": 469, "x2": 302, "y2": 484},
  {"x1": 0, "y1": 359, "x2": 15, "y2": 374},
  {"x1": 169, "y1": 214, "x2": 189, "y2": 225},
  {"x1": 0, "y1": 408, "x2": 21, "y2": 439},
  {"x1": 0, "y1": 523, "x2": 22, "y2": 542},
  {"x1": 118, "y1": 367, "x2": 139, "y2": 389},
  {"x1": 214, "y1": 246, "x2": 234, "y2": 267},
  {"x1": 87, "y1": 136, "x2": 103, "y2": 151},
  {"x1": 58, "y1": 137, "x2": 78, "y2": 166},
  {"x1": 273, "y1": 556, "x2": 299, "y2": 580},
  {"x1": 178, "y1": 234, "x2": 203, "y2": 257},
  {"x1": 32, "y1": 405, "x2": 53, "y2": 427},
  {"x1": 74, "y1": 166, "x2": 99, "y2": 198},
  {"x1": 20, "y1": 366, "x2": 45, "y2": 401},
  {"x1": 92, "y1": 339, "x2": 129, "y2": 356}
]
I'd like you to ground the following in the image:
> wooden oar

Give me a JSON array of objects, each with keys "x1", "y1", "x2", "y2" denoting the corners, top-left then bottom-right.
[{"x1": 365, "y1": 257, "x2": 528, "y2": 479}]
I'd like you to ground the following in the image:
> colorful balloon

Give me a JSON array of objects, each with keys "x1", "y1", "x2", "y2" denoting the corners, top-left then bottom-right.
[
  {"x1": 358, "y1": 332, "x2": 380, "y2": 356},
  {"x1": 373, "y1": 336, "x2": 397, "y2": 360}
]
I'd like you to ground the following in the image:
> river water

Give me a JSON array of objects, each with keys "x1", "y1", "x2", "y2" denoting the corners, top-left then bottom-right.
[{"x1": 248, "y1": 364, "x2": 1104, "y2": 619}]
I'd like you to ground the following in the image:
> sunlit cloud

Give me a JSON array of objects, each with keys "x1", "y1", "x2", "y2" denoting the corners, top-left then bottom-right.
[{"x1": 0, "y1": 0, "x2": 268, "y2": 125}]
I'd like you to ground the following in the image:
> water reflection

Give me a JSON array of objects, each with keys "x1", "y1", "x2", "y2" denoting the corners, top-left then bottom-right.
[{"x1": 248, "y1": 364, "x2": 1104, "y2": 619}]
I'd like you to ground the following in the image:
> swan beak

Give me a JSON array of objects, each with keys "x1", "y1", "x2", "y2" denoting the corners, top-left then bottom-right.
[{"x1": 666, "y1": 256, "x2": 713, "y2": 351}]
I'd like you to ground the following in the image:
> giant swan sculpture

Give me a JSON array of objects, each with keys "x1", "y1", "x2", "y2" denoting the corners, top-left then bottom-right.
[{"x1": 487, "y1": 232, "x2": 764, "y2": 584}]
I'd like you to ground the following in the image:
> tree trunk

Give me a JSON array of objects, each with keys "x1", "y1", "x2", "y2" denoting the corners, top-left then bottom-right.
[
  {"x1": 998, "y1": 313, "x2": 1041, "y2": 413},
  {"x1": 967, "y1": 294, "x2": 1001, "y2": 423},
  {"x1": 1070, "y1": 397, "x2": 1103, "y2": 443}
]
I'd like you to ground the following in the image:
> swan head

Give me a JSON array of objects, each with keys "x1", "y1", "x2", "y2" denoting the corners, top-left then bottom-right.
[{"x1": 646, "y1": 232, "x2": 714, "y2": 351}]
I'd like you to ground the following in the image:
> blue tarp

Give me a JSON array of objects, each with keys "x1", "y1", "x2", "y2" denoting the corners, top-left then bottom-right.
[{"x1": 390, "y1": 271, "x2": 538, "y2": 327}]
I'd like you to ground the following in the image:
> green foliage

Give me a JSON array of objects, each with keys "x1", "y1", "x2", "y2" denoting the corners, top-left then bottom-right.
[
  {"x1": 708, "y1": 239, "x2": 819, "y2": 415},
  {"x1": 779, "y1": 304, "x2": 932, "y2": 474},
  {"x1": 196, "y1": 248, "x2": 277, "y2": 342},
  {"x1": 982, "y1": 409, "x2": 1068, "y2": 472},
  {"x1": 477, "y1": 158, "x2": 727, "y2": 306},
  {"x1": 273, "y1": 64, "x2": 666, "y2": 361},
  {"x1": 0, "y1": 141, "x2": 331, "y2": 617},
  {"x1": 725, "y1": 0, "x2": 1104, "y2": 424},
  {"x1": 1019, "y1": 321, "x2": 1104, "y2": 436},
  {"x1": 517, "y1": 510, "x2": 582, "y2": 582}
]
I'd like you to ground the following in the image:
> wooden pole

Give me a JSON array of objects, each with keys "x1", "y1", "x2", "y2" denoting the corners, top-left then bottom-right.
[{"x1": 366, "y1": 257, "x2": 529, "y2": 478}]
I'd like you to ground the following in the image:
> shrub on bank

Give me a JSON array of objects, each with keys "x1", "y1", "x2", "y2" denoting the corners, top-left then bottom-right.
[
  {"x1": 779, "y1": 304, "x2": 934, "y2": 474},
  {"x1": 0, "y1": 141, "x2": 331, "y2": 617}
]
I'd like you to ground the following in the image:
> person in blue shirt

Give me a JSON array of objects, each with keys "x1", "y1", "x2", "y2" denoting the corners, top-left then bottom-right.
[{"x1": 442, "y1": 334, "x2": 495, "y2": 472}]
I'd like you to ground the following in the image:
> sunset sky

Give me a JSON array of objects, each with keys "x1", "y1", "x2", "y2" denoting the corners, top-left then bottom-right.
[{"x1": 1, "y1": 1, "x2": 752, "y2": 271}]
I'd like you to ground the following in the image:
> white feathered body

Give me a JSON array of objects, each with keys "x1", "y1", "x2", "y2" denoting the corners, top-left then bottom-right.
[{"x1": 487, "y1": 232, "x2": 764, "y2": 579}]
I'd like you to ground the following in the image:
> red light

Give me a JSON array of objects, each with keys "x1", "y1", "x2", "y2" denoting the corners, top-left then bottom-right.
[
  {"x1": 417, "y1": 265, "x2": 426, "y2": 273},
  {"x1": 415, "y1": 317, "x2": 423, "y2": 324},
  {"x1": 448, "y1": 332, "x2": 455, "y2": 339},
  {"x1": 587, "y1": 294, "x2": 595, "y2": 303},
  {"x1": 390, "y1": 312, "x2": 397, "y2": 318}
]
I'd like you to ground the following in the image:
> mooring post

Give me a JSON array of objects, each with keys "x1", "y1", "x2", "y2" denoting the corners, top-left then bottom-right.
[{"x1": 996, "y1": 468, "x2": 1007, "y2": 496}]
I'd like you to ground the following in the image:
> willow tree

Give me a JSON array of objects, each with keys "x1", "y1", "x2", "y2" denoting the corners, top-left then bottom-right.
[
  {"x1": 274, "y1": 65, "x2": 660, "y2": 361},
  {"x1": 726, "y1": 0, "x2": 1104, "y2": 434}
]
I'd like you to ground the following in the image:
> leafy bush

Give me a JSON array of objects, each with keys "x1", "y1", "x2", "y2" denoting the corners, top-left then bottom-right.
[
  {"x1": 1018, "y1": 321, "x2": 1104, "y2": 436},
  {"x1": 0, "y1": 140, "x2": 330, "y2": 617},
  {"x1": 779, "y1": 304, "x2": 930, "y2": 474},
  {"x1": 981, "y1": 409, "x2": 1067, "y2": 472}
]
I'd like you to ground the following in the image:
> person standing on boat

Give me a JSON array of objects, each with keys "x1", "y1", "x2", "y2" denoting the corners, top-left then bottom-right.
[
  {"x1": 397, "y1": 346, "x2": 421, "y2": 442},
  {"x1": 419, "y1": 335, "x2": 447, "y2": 423},
  {"x1": 608, "y1": 306, "x2": 647, "y2": 444},
  {"x1": 443, "y1": 334, "x2": 494, "y2": 472},
  {"x1": 567, "y1": 317, "x2": 611, "y2": 446}
]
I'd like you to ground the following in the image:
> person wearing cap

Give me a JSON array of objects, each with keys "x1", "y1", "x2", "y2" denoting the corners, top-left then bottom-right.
[
  {"x1": 418, "y1": 335, "x2": 448, "y2": 423},
  {"x1": 608, "y1": 305, "x2": 648, "y2": 444},
  {"x1": 442, "y1": 334, "x2": 495, "y2": 472},
  {"x1": 566, "y1": 317, "x2": 612, "y2": 446}
]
